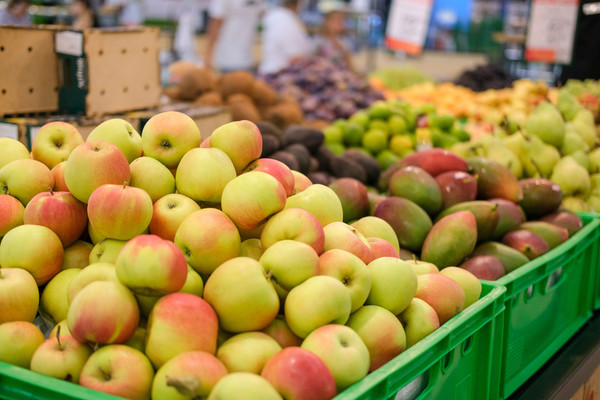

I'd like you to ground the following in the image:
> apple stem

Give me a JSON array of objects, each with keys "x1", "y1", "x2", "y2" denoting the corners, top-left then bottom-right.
[
  {"x1": 123, "y1": 181, "x2": 128, "y2": 189},
  {"x1": 49, "y1": 187, "x2": 54, "y2": 196},
  {"x1": 412, "y1": 254, "x2": 418, "y2": 264},
  {"x1": 266, "y1": 270, "x2": 274, "y2": 280},
  {"x1": 166, "y1": 375, "x2": 201, "y2": 395},
  {"x1": 56, "y1": 325, "x2": 63, "y2": 350}
]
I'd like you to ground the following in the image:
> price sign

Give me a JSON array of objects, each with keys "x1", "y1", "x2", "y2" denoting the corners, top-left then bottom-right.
[
  {"x1": 385, "y1": 0, "x2": 433, "y2": 55},
  {"x1": 525, "y1": 0, "x2": 579, "y2": 64}
]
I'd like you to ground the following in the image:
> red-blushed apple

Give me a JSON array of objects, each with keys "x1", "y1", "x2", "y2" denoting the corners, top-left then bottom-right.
[
  {"x1": 0, "y1": 267, "x2": 39, "y2": 323},
  {"x1": 31, "y1": 121, "x2": 84, "y2": 169},
  {"x1": 217, "y1": 332, "x2": 282, "y2": 373},
  {"x1": 62, "y1": 240, "x2": 93, "y2": 270},
  {"x1": 142, "y1": 111, "x2": 202, "y2": 169},
  {"x1": 0, "y1": 194, "x2": 24, "y2": 237},
  {"x1": 175, "y1": 147, "x2": 237, "y2": 204},
  {"x1": 408, "y1": 259, "x2": 439, "y2": 275},
  {"x1": 244, "y1": 158, "x2": 295, "y2": 197},
  {"x1": 260, "y1": 240, "x2": 319, "y2": 296},
  {"x1": 0, "y1": 159, "x2": 54, "y2": 206},
  {"x1": 30, "y1": 334, "x2": 93, "y2": 383},
  {"x1": 284, "y1": 275, "x2": 351, "y2": 338},
  {"x1": 40, "y1": 268, "x2": 81, "y2": 323},
  {"x1": 328, "y1": 178, "x2": 369, "y2": 223},
  {"x1": 210, "y1": 120, "x2": 263, "y2": 173},
  {"x1": 318, "y1": 249, "x2": 371, "y2": 312},
  {"x1": 79, "y1": 344, "x2": 154, "y2": 400},
  {"x1": 284, "y1": 184, "x2": 343, "y2": 227},
  {"x1": 351, "y1": 216, "x2": 400, "y2": 254},
  {"x1": 347, "y1": 305, "x2": 406, "y2": 371},
  {"x1": 129, "y1": 156, "x2": 176, "y2": 203},
  {"x1": 0, "y1": 321, "x2": 45, "y2": 368},
  {"x1": 204, "y1": 257, "x2": 279, "y2": 332},
  {"x1": 63, "y1": 141, "x2": 130, "y2": 204},
  {"x1": 260, "y1": 208, "x2": 325, "y2": 254},
  {"x1": 116, "y1": 234, "x2": 187, "y2": 296},
  {"x1": 67, "y1": 262, "x2": 119, "y2": 304},
  {"x1": 366, "y1": 257, "x2": 418, "y2": 315},
  {"x1": 291, "y1": 170, "x2": 312, "y2": 193},
  {"x1": 261, "y1": 346, "x2": 337, "y2": 400},
  {"x1": 145, "y1": 292, "x2": 219, "y2": 368},
  {"x1": 0, "y1": 138, "x2": 30, "y2": 169},
  {"x1": 87, "y1": 118, "x2": 142, "y2": 163},
  {"x1": 368, "y1": 237, "x2": 400, "y2": 259},
  {"x1": 51, "y1": 161, "x2": 69, "y2": 191},
  {"x1": 200, "y1": 136, "x2": 210, "y2": 148},
  {"x1": 301, "y1": 324, "x2": 370, "y2": 391},
  {"x1": 262, "y1": 315, "x2": 303, "y2": 348},
  {"x1": 323, "y1": 222, "x2": 372, "y2": 264},
  {"x1": 149, "y1": 193, "x2": 201, "y2": 242},
  {"x1": 174, "y1": 208, "x2": 241, "y2": 276},
  {"x1": 207, "y1": 372, "x2": 283, "y2": 400},
  {"x1": 221, "y1": 171, "x2": 287, "y2": 231},
  {"x1": 415, "y1": 273, "x2": 465, "y2": 324},
  {"x1": 460, "y1": 255, "x2": 505, "y2": 280},
  {"x1": 0, "y1": 224, "x2": 63, "y2": 285},
  {"x1": 89, "y1": 239, "x2": 127, "y2": 264},
  {"x1": 49, "y1": 319, "x2": 71, "y2": 338},
  {"x1": 398, "y1": 297, "x2": 440, "y2": 348},
  {"x1": 24, "y1": 190, "x2": 87, "y2": 247},
  {"x1": 87, "y1": 184, "x2": 153, "y2": 241},
  {"x1": 240, "y1": 238, "x2": 264, "y2": 260},
  {"x1": 439, "y1": 267, "x2": 482, "y2": 309},
  {"x1": 152, "y1": 351, "x2": 228, "y2": 400},
  {"x1": 67, "y1": 280, "x2": 139, "y2": 344}
]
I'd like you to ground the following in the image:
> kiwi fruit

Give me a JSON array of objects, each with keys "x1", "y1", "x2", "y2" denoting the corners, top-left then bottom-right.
[
  {"x1": 230, "y1": 101, "x2": 261, "y2": 122},
  {"x1": 263, "y1": 103, "x2": 304, "y2": 130},
  {"x1": 261, "y1": 135, "x2": 281, "y2": 157},
  {"x1": 178, "y1": 68, "x2": 217, "y2": 101},
  {"x1": 251, "y1": 79, "x2": 279, "y2": 107},
  {"x1": 220, "y1": 71, "x2": 255, "y2": 98},
  {"x1": 269, "y1": 151, "x2": 300, "y2": 171},
  {"x1": 227, "y1": 93, "x2": 254, "y2": 105},
  {"x1": 343, "y1": 149, "x2": 381, "y2": 186},
  {"x1": 193, "y1": 91, "x2": 224, "y2": 107},
  {"x1": 330, "y1": 156, "x2": 367, "y2": 183},
  {"x1": 163, "y1": 86, "x2": 181, "y2": 100},
  {"x1": 284, "y1": 126, "x2": 324, "y2": 153},
  {"x1": 284, "y1": 144, "x2": 311, "y2": 173}
]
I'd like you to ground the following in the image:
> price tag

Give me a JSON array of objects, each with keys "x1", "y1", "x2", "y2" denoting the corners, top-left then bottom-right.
[
  {"x1": 0, "y1": 123, "x2": 19, "y2": 141},
  {"x1": 385, "y1": 0, "x2": 433, "y2": 55},
  {"x1": 525, "y1": 0, "x2": 579, "y2": 64},
  {"x1": 55, "y1": 31, "x2": 84, "y2": 57}
]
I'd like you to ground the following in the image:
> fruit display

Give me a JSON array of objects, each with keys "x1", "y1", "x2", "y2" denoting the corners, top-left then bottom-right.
[
  {"x1": 551, "y1": 79, "x2": 600, "y2": 122},
  {"x1": 454, "y1": 63, "x2": 516, "y2": 92},
  {"x1": 369, "y1": 66, "x2": 434, "y2": 91},
  {"x1": 0, "y1": 116, "x2": 489, "y2": 400}
]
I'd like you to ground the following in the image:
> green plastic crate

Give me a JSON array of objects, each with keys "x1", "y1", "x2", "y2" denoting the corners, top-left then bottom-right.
[
  {"x1": 494, "y1": 215, "x2": 600, "y2": 399},
  {"x1": 576, "y1": 212, "x2": 600, "y2": 311},
  {"x1": 336, "y1": 282, "x2": 506, "y2": 400}
]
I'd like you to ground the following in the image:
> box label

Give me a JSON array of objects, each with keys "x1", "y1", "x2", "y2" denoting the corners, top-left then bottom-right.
[
  {"x1": 55, "y1": 31, "x2": 84, "y2": 57},
  {"x1": 0, "y1": 122, "x2": 19, "y2": 140},
  {"x1": 385, "y1": 0, "x2": 433, "y2": 55}
]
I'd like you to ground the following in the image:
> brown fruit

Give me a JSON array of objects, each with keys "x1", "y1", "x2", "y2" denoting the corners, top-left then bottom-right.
[
  {"x1": 230, "y1": 101, "x2": 261, "y2": 122},
  {"x1": 193, "y1": 91, "x2": 224, "y2": 107},
  {"x1": 263, "y1": 103, "x2": 304, "y2": 130},
  {"x1": 220, "y1": 71, "x2": 255, "y2": 98},
  {"x1": 250, "y1": 79, "x2": 279, "y2": 107},
  {"x1": 178, "y1": 68, "x2": 217, "y2": 100}
]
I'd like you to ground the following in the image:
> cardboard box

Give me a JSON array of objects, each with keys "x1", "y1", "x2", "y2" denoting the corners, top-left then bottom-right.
[
  {"x1": 0, "y1": 26, "x2": 60, "y2": 116},
  {"x1": 55, "y1": 27, "x2": 161, "y2": 116}
]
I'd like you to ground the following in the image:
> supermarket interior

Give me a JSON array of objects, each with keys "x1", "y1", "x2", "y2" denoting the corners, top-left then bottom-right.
[{"x1": 1, "y1": 0, "x2": 600, "y2": 399}]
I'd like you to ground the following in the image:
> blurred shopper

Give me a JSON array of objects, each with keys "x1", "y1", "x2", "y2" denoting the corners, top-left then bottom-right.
[
  {"x1": 560, "y1": 0, "x2": 600, "y2": 81},
  {"x1": 314, "y1": 9, "x2": 353, "y2": 70},
  {"x1": 70, "y1": 0, "x2": 96, "y2": 29},
  {"x1": 0, "y1": 0, "x2": 32, "y2": 26},
  {"x1": 204, "y1": 0, "x2": 264, "y2": 72},
  {"x1": 103, "y1": 0, "x2": 143, "y2": 27},
  {"x1": 259, "y1": 0, "x2": 313, "y2": 74}
]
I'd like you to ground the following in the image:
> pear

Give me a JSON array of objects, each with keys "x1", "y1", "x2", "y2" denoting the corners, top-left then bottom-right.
[
  {"x1": 525, "y1": 102, "x2": 565, "y2": 147},
  {"x1": 557, "y1": 89, "x2": 583, "y2": 121},
  {"x1": 550, "y1": 156, "x2": 591, "y2": 197},
  {"x1": 449, "y1": 142, "x2": 481, "y2": 159},
  {"x1": 560, "y1": 127, "x2": 589, "y2": 155},
  {"x1": 562, "y1": 196, "x2": 591, "y2": 212},
  {"x1": 588, "y1": 148, "x2": 600, "y2": 173},
  {"x1": 590, "y1": 173, "x2": 600, "y2": 192},
  {"x1": 523, "y1": 134, "x2": 560, "y2": 178},
  {"x1": 587, "y1": 193, "x2": 600, "y2": 213},
  {"x1": 503, "y1": 132, "x2": 538, "y2": 178},
  {"x1": 478, "y1": 136, "x2": 523, "y2": 178},
  {"x1": 570, "y1": 150, "x2": 590, "y2": 171},
  {"x1": 571, "y1": 109, "x2": 598, "y2": 148}
]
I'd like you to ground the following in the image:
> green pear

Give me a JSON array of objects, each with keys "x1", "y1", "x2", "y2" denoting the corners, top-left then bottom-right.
[
  {"x1": 560, "y1": 127, "x2": 589, "y2": 155},
  {"x1": 503, "y1": 132, "x2": 537, "y2": 178},
  {"x1": 590, "y1": 173, "x2": 600, "y2": 192},
  {"x1": 523, "y1": 134, "x2": 561, "y2": 178},
  {"x1": 588, "y1": 148, "x2": 600, "y2": 173},
  {"x1": 571, "y1": 109, "x2": 598, "y2": 148},
  {"x1": 478, "y1": 136, "x2": 523, "y2": 178},
  {"x1": 562, "y1": 196, "x2": 591, "y2": 212},
  {"x1": 587, "y1": 193, "x2": 600, "y2": 213},
  {"x1": 449, "y1": 142, "x2": 483, "y2": 159},
  {"x1": 557, "y1": 89, "x2": 583, "y2": 121},
  {"x1": 570, "y1": 150, "x2": 590, "y2": 171},
  {"x1": 525, "y1": 102, "x2": 565, "y2": 147},
  {"x1": 550, "y1": 156, "x2": 591, "y2": 197}
]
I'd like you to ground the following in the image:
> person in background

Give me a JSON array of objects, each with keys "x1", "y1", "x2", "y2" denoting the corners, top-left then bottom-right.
[
  {"x1": 70, "y1": 0, "x2": 96, "y2": 29},
  {"x1": 314, "y1": 9, "x2": 353, "y2": 71},
  {"x1": 103, "y1": 0, "x2": 142, "y2": 27},
  {"x1": 0, "y1": 0, "x2": 32, "y2": 26},
  {"x1": 258, "y1": 0, "x2": 313, "y2": 74},
  {"x1": 204, "y1": 0, "x2": 264, "y2": 72}
]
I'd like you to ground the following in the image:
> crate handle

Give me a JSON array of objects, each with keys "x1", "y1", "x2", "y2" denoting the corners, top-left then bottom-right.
[{"x1": 542, "y1": 266, "x2": 566, "y2": 294}]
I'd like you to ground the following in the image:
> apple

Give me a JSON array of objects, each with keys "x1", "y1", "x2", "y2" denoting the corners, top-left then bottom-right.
[
  {"x1": 149, "y1": 193, "x2": 201, "y2": 242},
  {"x1": 40, "y1": 268, "x2": 81, "y2": 323},
  {"x1": 123, "y1": 326, "x2": 146, "y2": 353},
  {"x1": 200, "y1": 137, "x2": 211, "y2": 148},
  {"x1": 351, "y1": 216, "x2": 400, "y2": 254},
  {"x1": 262, "y1": 315, "x2": 303, "y2": 348},
  {"x1": 260, "y1": 240, "x2": 319, "y2": 295},
  {"x1": 30, "y1": 334, "x2": 92, "y2": 384},
  {"x1": 318, "y1": 249, "x2": 371, "y2": 312},
  {"x1": 87, "y1": 184, "x2": 153, "y2": 241},
  {"x1": 284, "y1": 184, "x2": 343, "y2": 227},
  {"x1": 398, "y1": 297, "x2": 440, "y2": 348},
  {"x1": 207, "y1": 372, "x2": 283, "y2": 400},
  {"x1": 0, "y1": 159, "x2": 54, "y2": 206},
  {"x1": 346, "y1": 305, "x2": 406, "y2": 371},
  {"x1": 301, "y1": 324, "x2": 370, "y2": 391},
  {"x1": 145, "y1": 292, "x2": 218, "y2": 368},
  {"x1": 368, "y1": 237, "x2": 400, "y2": 259},
  {"x1": 284, "y1": 275, "x2": 351, "y2": 338},
  {"x1": 129, "y1": 156, "x2": 176, "y2": 203},
  {"x1": 0, "y1": 193, "x2": 24, "y2": 237},
  {"x1": 261, "y1": 346, "x2": 337, "y2": 400},
  {"x1": 328, "y1": 178, "x2": 369, "y2": 222},
  {"x1": 0, "y1": 321, "x2": 45, "y2": 368},
  {"x1": 89, "y1": 239, "x2": 127, "y2": 264},
  {"x1": 180, "y1": 265, "x2": 205, "y2": 297},
  {"x1": 0, "y1": 138, "x2": 30, "y2": 169},
  {"x1": 88, "y1": 222, "x2": 106, "y2": 244},
  {"x1": 62, "y1": 240, "x2": 93, "y2": 270},
  {"x1": 217, "y1": 332, "x2": 282, "y2": 373},
  {"x1": 141, "y1": 111, "x2": 201, "y2": 169},
  {"x1": 439, "y1": 267, "x2": 482, "y2": 309},
  {"x1": 260, "y1": 208, "x2": 325, "y2": 254},
  {"x1": 291, "y1": 170, "x2": 312, "y2": 193},
  {"x1": 244, "y1": 158, "x2": 295, "y2": 196},
  {"x1": 79, "y1": 344, "x2": 154, "y2": 400},
  {"x1": 31, "y1": 121, "x2": 84, "y2": 169},
  {"x1": 0, "y1": 267, "x2": 39, "y2": 323},
  {"x1": 51, "y1": 161, "x2": 69, "y2": 191},
  {"x1": 24, "y1": 190, "x2": 88, "y2": 247},
  {"x1": 87, "y1": 118, "x2": 142, "y2": 163},
  {"x1": 240, "y1": 238, "x2": 264, "y2": 260},
  {"x1": 204, "y1": 257, "x2": 279, "y2": 332},
  {"x1": 415, "y1": 273, "x2": 465, "y2": 324},
  {"x1": 67, "y1": 262, "x2": 119, "y2": 303},
  {"x1": 135, "y1": 293, "x2": 160, "y2": 318},
  {"x1": 64, "y1": 141, "x2": 130, "y2": 204},
  {"x1": 67, "y1": 280, "x2": 139, "y2": 344},
  {"x1": 210, "y1": 120, "x2": 263, "y2": 173},
  {"x1": 0, "y1": 224, "x2": 63, "y2": 285},
  {"x1": 50, "y1": 319, "x2": 71, "y2": 338},
  {"x1": 409, "y1": 260, "x2": 440, "y2": 275},
  {"x1": 175, "y1": 148, "x2": 237, "y2": 204},
  {"x1": 152, "y1": 351, "x2": 228, "y2": 400},
  {"x1": 174, "y1": 208, "x2": 241, "y2": 276},
  {"x1": 366, "y1": 257, "x2": 418, "y2": 315},
  {"x1": 221, "y1": 171, "x2": 287, "y2": 231},
  {"x1": 323, "y1": 222, "x2": 372, "y2": 264},
  {"x1": 460, "y1": 255, "x2": 505, "y2": 281}
]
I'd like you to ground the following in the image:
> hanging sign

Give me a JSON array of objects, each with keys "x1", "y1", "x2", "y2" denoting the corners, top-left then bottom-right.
[{"x1": 385, "y1": 0, "x2": 433, "y2": 55}]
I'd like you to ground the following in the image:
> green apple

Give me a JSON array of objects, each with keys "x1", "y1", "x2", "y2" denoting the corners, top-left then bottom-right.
[
  {"x1": 0, "y1": 267, "x2": 39, "y2": 323},
  {"x1": 217, "y1": 331, "x2": 282, "y2": 373},
  {"x1": 0, "y1": 321, "x2": 45, "y2": 368},
  {"x1": 0, "y1": 138, "x2": 30, "y2": 169},
  {"x1": 0, "y1": 159, "x2": 54, "y2": 206},
  {"x1": 415, "y1": 273, "x2": 465, "y2": 324},
  {"x1": 366, "y1": 257, "x2": 418, "y2": 314},
  {"x1": 89, "y1": 239, "x2": 127, "y2": 264},
  {"x1": 129, "y1": 156, "x2": 175, "y2": 203},
  {"x1": 240, "y1": 238, "x2": 264, "y2": 260},
  {"x1": 260, "y1": 208, "x2": 325, "y2": 254},
  {"x1": 149, "y1": 193, "x2": 201, "y2": 242},
  {"x1": 410, "y1": 260, "x2": 440, "y2": 275},
  {"x1": 32, "y1": 121, "x2": 84, "y2": 169},
  {"x1": 260, "y1": 239, "x2": 319, "y2": 295},
  {"x1": 0, "y1": 194, "x2": 24, "y2": 237},
  {"x1": 87, "y1": 118, "x2": 142, "y2": 163},
  {"x1": 123, "y1": 326, "x2": 146, "y2": 353},
  {"x1": 180, "y1": 265, "x2": 204, "y2": 297},
  {"x1": 88, "y1": 222, "x2": 106, "y2": 244},
  {"x1": 261, "y1": 315, "x2": 303, "y2": 348},
  {"x1": 284, "y1": 184, "x2": 343, "y2": 227},
  {"x1": 351, "y1": 216, "x2": 400, "y2": 253},
  {"x1": 30, "y1": 334, "x2": 92, "y2": 383},
  {"x1": 41, "y1": 268, "x2": 81, "y2": 323},
  {"x1": 439, "y1": 267, "x2": 482, "y2": 309},
  {"x1": 209, "y1": 120, "x2": 263, "y2": 173},
  {"x1": 323, "y1": 222, "x2": 372, "y2": 264},
  {"x1": 291, "y1": 170, "x2": 312, "y2": 193},
  {"x1": 398, "y1": 297, "x2": 441, "y2": 347},
  {"x1": 207, "y1": 372, "x2": 283, "y2": 400},
  {"x1": 62, "y1": 240, "x2": 93, "y2": 270},
  {"x1": 67, "y1": 263, "x2": 118, "y2": 303}
]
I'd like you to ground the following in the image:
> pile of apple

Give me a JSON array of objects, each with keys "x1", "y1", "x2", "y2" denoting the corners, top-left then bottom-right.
[{"x1": 0, "y1": 115, "x2": 484, "y2": 400}]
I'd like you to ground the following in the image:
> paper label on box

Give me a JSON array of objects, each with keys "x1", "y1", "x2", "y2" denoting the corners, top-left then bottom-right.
[
  {"x1": 385, "y1": 0, "x2": 433, "y2": 55},
  {"x1": 55, "y1": 31, "x2": 84, "y2": 57},
  {"x1": 0, "y1": 123, "x2": 19, "y2": 141},
  {"x1": 29, "y1": 126, "x2": 42, "y2": 145}
]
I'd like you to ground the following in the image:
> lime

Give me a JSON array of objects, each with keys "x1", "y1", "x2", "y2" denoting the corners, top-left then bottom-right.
[
  {"x1": 430, "y1": 114, "x2": 455, "y2": 131},
  {"x1": 362, "y1": 130, "x2": 388, "y2": 154},
  {"x1": 323, "y1": 125, "x2": 343, "y2": 144},
  {"x1": 368, "y1": 101, "x2": 393, "y2": 120},
  {"x1": 376, "y1": 150, "x2": 400, "y2": 170},
  {"x1": 342, "y1": 121, "x2": 365, "y2": 147},
  {"x1": 349, "y1": 110, "x2": 370, "y2": 129},
  {"x1": 388, "y1": 114, "x2": 408, "y2": 135},
  {"x1": 390, "y1": 135, "x2": 414, "y2": 156},
  {"x1": 326, "y1": 142, "x2": 346, "y2": 155},
  {"x1": 368, "y1": 120, "x2": 390, "y2": 136}
]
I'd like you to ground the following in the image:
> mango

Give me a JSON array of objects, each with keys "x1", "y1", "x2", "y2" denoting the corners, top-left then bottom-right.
[
  {"x1": 501, "y1": 230, "x2": 550, "y2": 260},
  {"x1": 540, "y1": 211, "x2": 584, "y2": 236},
  {"x1": 387, "y1": 166, "x2": 442, "y2": 216},
  {"x1": 467, "y1": 157, "x2": 523, "y2": 202},
  {"x1": 519, "y1": 178, "x2": 563, "y2": 219},
  {"x1": 374, "y1": 197, "x2": 432, "y2": 253},
  {"x1": 472, "y1": 242, "x2": 530, "y2": 273},
  {"x1": 436, "y1": 201, "x2": 499, "y2": 242},
  {"x1": 520, "y1": 221, "x2": 569, "y2": 249},
  {"x1": 489, "y1": 198, "x2": 525, "y2": 240},
  {"x1": 399, "y1": 148, "x2": 468, "y2": 177},
  {"x1": 420, "y1": 211, "x2": 477, "y2": 269},
  {"x1": 435, "y1": 171, "x2": 477, "y2": 209}
]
